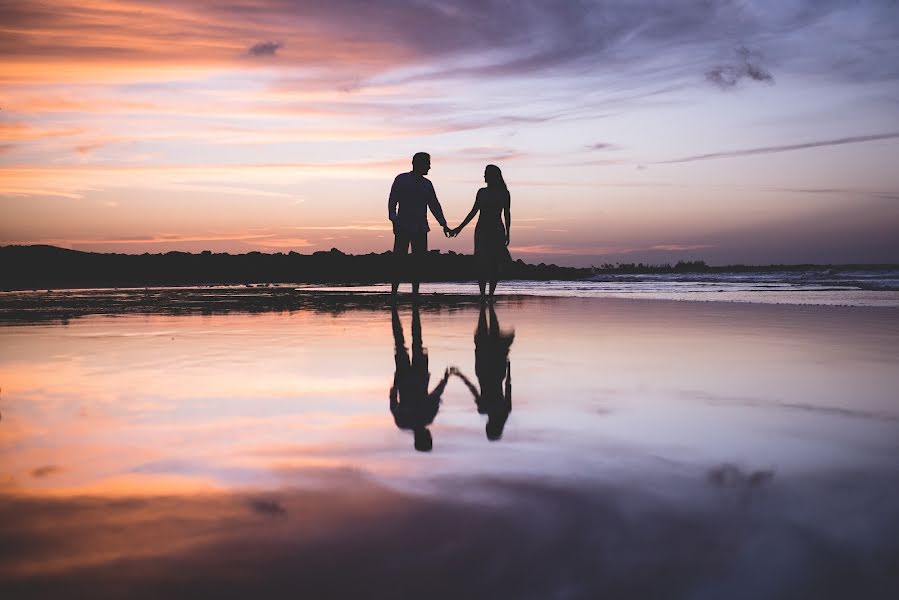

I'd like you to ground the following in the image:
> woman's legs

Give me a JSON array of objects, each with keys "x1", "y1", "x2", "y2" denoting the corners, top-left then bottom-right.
[
  {"x1": 486, "y1": 259, "x2": 499, "y2": 300},
  {"x1": 477, "y1": 254, "x2": 488, "y2": 300}
]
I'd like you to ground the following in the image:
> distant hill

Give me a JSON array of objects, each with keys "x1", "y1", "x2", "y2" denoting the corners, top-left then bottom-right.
[{"x1": 1, "y1": 245, "x2": 895, "y2": 291}]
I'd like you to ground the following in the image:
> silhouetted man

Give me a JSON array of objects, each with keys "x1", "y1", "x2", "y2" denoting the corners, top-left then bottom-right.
[
  {"x1": 388, "y1": 152, "x2": 451, "y2": 297},
  {"x1": 390, "y1": 304, "x2": 450, "y2": 452}
]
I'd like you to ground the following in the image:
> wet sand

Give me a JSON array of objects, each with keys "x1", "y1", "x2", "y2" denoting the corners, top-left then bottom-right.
[{"x1": 1, "y1": 296, "x2": 897, "y2": 598}]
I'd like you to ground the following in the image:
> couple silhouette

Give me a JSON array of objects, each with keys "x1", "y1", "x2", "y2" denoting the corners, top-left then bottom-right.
[
  {"x1": 390, "y1": 303, "x2": 514, "y2": 452},
  {"x1": 388, "y1": 152, "x2": 512, "y2": 301}
]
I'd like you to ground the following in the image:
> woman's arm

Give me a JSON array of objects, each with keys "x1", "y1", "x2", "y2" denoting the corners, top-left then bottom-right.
[
  {"x1": 504, "y1": 360, "x2": 511, "y2": 405},
  {"x1": 450, "y1": 368, "x2": 481, "y2": 402},
  {"x1": 504, "y1": 191, "x2": 511, "y2": 246},
  {"x1": 453, "y1": 192, "x2": 481, "y2": 235}
]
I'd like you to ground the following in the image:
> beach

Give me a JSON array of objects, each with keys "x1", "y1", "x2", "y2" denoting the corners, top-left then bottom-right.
[{"x1": 1, "y1": 290, "x2": 897, "y2": 598}]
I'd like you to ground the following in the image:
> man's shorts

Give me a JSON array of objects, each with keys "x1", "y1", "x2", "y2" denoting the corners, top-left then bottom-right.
[
  {"x1": 393, "y1": 230, "x2": 428, "y2": 282},
  {"x1": 392, "y1": 230, "x2": 428, "y2": 256}
]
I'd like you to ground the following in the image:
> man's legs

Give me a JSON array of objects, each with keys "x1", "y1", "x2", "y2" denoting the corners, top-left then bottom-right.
[
  {"x1": 391, "y1": 304, "x2": 406, "y2": 355},
  {"x1": 392, "y1": 232, "x2": 411, "y2": 296},
  {"x1": 409, "y1": 233, "x2": 428, "y2": 297},
  {"x1": 411, "y1": 303, "x2": 423, "y2": 353}
]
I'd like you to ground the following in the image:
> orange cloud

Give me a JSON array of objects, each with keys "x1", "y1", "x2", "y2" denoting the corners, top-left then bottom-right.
[
  {"x1": 0, "y1": 122, "x2": 84, "y2": 141},
  {"x1": 292, "y1": 224, "x2": 393, "y2": 232},
  {"x1": 1, "y1": 232, "x2": 311, "y2": 248},
  {"x1": 0, "y1": 0, "x2": 409, "y2": 84},
  {"x1": 246, "y1": 237, "x2": 314, "y2": 249},
  {"x1": 0, "y1": 159, "x2": 405, "y2": 198}
]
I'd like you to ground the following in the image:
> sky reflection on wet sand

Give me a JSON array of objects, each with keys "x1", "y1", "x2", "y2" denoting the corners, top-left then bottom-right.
[{"x1": 1, "y1": 298, "x2": 897, "y2": 598}]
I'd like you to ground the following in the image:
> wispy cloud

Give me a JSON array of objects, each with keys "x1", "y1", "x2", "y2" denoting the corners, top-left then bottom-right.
[
  {"x1": 5, "y1": 232, "x2": 314, "y2": 250},
  {"x1": 649, "y1": 244, "x2": 717, "y2": 252},
  {"x1": 658, "y1": 132, "x2": 899, "y2": 164},
  {"x1": 445, "y1": 146, "x2": 528, "y2": 163},
  {"x1": 247, "y1": 237, "x2": 313, "y2": 249},
  {"x1": 0, "y1": 159, "x2": 405, "y2": 198},
  {"x1": 705, "y1": 47, "x2": 774, "y2": 90},
  {"x1": 509, "y1": 244, "x2": 632, "y2": 256},
  {"x1": 74, "y1": 142, "x2": 106, "y2": 156},
  {"x1": 247, "y1": 41, "x2": 282, "y2": 57},
  {"x1": 0, "y1": 122, "x2": 83, "y2": 141},
  {"x1": 584, "y1": 143, "x2": 620, "y2": 152},
  {"x1": 292, "y1": 225, "x2": 393, "y2": 232},
  {"x1": 30, "y1": 465, "x2": 62, "y2": 478}
]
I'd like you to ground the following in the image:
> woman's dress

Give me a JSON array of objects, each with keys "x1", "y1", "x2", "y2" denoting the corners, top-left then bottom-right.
[
  {"x1": 473, "y1": 186, "x2": 511, "y2": 266},
  {"x1": 474, "y1": 309, "x2": 514, "y2": 440}
]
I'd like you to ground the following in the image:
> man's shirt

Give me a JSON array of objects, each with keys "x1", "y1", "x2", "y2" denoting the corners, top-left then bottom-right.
[{"x1": 388, "y1": 171, "x2": 448, "y2": 233}]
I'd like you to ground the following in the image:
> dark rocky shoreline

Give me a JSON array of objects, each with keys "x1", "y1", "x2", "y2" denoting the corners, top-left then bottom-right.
[{"x1": 3, "y1": 245, "x2": 895, "y2": 292}]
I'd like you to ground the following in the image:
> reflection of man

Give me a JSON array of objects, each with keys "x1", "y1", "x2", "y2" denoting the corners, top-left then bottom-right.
[
  {"x1": 388, "y1": 152, "x2": 452, "y2": 298},
  {"x1": 390, "y1": 304, "x2": 449, "y2": 452}
]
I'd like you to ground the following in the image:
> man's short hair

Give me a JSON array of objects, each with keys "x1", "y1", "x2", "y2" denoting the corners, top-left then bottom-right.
[{"x1": 412, "y1": 152, "x2": 430, "y2": 165}]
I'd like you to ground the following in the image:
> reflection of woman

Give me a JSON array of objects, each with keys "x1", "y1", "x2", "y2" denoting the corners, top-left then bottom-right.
[
  {"x1": 450, "y1": 164, "x2": 511, "y2": 302},
  {"x1": 390, "y1": 304, "x2": 449, "y2": 452},
  {"x1": 451, "y1": 304, "x2": 514, "y2": 441}
]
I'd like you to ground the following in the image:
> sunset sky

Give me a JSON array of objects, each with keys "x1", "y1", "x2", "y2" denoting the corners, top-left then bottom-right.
[{"x1": 2, "y1": 0, "x2": 898, "y2": 266}]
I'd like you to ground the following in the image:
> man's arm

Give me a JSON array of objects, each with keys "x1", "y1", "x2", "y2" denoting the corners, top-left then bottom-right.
[
  {"x1": 429, "y1": 368, "x2": 451, "y2": 400},
  {"x1": 388, "y1": 176, "x2": 400, "y2": 223},
  {"x1": 425, "y1": 181, "x2": 450, "y2": 235}
]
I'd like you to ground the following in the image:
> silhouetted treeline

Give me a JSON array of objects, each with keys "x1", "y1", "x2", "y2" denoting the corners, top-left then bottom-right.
[
  {"x1": 1, "y1": 246, "x2": 895, "y2": 290},
  {"x1": 0, "y1": 245, "x2": 590, "y2": 290}
]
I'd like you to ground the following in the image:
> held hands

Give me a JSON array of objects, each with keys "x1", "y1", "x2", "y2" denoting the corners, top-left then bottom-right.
[{"x1": 443, "y1": 224, "x2": 461, "y2": 238}]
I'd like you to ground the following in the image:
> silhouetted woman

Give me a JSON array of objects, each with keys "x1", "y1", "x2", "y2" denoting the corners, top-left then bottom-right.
[
  {"x1": 451, "y1": 304, "x2": 514, "y2": 441},
  {"x1": 450, "y1": 164, "x2": 511, "y2": 302}
]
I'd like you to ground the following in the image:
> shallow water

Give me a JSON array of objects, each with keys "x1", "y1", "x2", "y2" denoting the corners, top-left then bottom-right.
[
  {"x1": 1, "y1": 297, "x2": 898, "y2": 598},
  {"x1": 306, "y1": 279, "x2": 899, "y2": 306}
]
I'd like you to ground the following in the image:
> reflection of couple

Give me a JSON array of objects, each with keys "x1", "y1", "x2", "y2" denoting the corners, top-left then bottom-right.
[
  {"x1": 390, "y1": 303, "x2": 514, "y2": 452},
  {"x1": 388, "y1": 152, "x2": 512, "y2": 302}
]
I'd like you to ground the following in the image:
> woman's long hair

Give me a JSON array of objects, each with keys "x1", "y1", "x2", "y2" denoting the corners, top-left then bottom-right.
[{"x1": 485, "y1": 164, "x2": 508, "y2": 192}]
